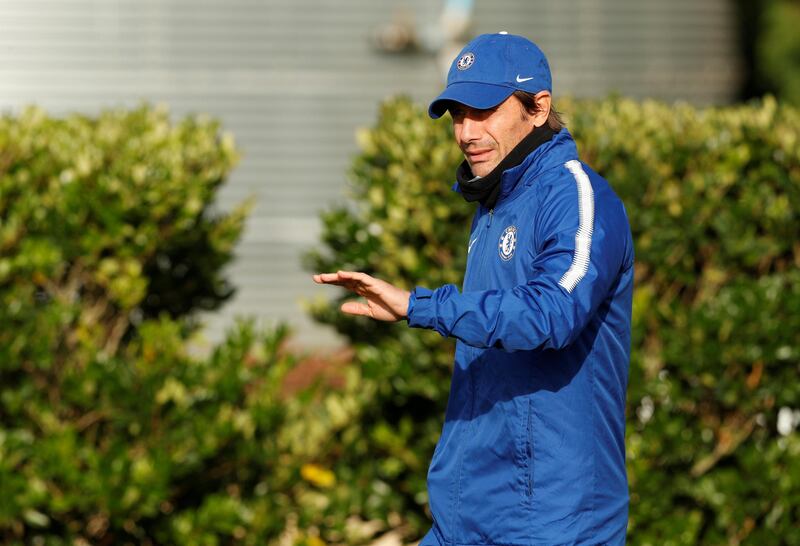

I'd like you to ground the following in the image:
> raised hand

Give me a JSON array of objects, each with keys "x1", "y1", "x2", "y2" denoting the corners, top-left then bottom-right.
[{"x1": 312, "y1": 271, "x2": 411, "y2": 322}]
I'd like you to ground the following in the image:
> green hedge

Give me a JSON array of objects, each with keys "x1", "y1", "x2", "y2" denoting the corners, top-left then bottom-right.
[
  {"x1": 305, "y1": 96, "x2": 800, "y2": 544},
  {"x1": 758, "y1": 0, "x2": 800, "y2": 105},
  {"x1": 0, "y1": 106, "x2": 338, "y2": 544}
]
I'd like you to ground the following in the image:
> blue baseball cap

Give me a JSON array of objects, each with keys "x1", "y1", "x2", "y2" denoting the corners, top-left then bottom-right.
[{"x1": 428, "y1": 32, "x2": 552, "y2": 119}]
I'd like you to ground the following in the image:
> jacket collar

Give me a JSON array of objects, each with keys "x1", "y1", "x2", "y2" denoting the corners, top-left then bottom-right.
[
  {"x1": 497, "y1": 127, "x2": 579, "y2": 204},
  {"x1": 453, "y1": 128, "x2": 580, "y2": 208}
]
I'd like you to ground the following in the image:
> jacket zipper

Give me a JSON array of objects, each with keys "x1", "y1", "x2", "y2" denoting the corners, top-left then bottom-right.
[
  {"x1": 464, "y1": 207, "x2": 493, "y2": 289},
  {"x1": 527, "y1": 397, "x2": 534, "y2": 497},
  {"x1": 475, "y1": 208, "x2": 493, "y2": 286}
]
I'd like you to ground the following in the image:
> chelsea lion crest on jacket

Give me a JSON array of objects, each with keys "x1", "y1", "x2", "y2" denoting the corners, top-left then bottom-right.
[
  {"x1": 408, "y1": 129, "x2": 634, "y2": 546},
  {"x1": 498, "y1": 225, "x2": 517, "y2": 261}
]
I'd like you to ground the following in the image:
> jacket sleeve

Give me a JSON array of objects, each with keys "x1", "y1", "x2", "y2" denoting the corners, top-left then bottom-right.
[{"x1": 407, "y1": 167, "x2": 630, "y2": 352}]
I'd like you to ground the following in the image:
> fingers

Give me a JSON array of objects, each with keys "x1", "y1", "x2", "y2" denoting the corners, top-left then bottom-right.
[
  {"x1": 340, "y1": 301, "x2": 372, "y2": 317},
  {"x1": 314, "y1": 271, "x2": 399, "y2": 320},
  {"x1": 313, "y1": 271, "x2": 373, "y2": 287},
  {"x1": 332, "y1": 270, "x2": 374, "y2": 286},
  {"x1": 313, "y1": 272, "x2": 345, "y2": 284}
]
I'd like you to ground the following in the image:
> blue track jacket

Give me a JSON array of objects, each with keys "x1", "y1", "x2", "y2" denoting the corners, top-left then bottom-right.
[{"x1": 408, "y1": 129, "x2": 634, "y2": 545}]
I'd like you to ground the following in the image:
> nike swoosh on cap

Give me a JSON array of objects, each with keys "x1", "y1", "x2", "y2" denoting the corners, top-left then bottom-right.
[{"x1": 516, "y1": 75, "x2": 534, "y2": 83}]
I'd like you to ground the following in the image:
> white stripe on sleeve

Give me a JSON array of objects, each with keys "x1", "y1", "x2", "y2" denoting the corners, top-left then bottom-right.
[{"x1": 558, "y1": 160, "x2": 595, "y2": 293}]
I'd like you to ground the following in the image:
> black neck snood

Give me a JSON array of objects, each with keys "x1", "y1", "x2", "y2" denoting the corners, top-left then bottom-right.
[{"x1": 456, "y1": 124, "x2": 555, "y2": 210}]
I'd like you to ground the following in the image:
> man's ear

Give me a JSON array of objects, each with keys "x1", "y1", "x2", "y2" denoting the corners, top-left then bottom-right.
[{"x1": 533, "y1": 91, "x2": 551, "y2": 128}]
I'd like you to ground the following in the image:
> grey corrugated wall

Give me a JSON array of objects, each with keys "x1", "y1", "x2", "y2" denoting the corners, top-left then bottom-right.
[{"x1": 0, "y1": 0, "x2": 740, "y2": 347}]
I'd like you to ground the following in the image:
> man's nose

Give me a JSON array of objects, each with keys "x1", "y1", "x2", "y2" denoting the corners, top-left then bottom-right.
[{"x1": 460, "y1": 115, "x2": 482, "y2": 143}]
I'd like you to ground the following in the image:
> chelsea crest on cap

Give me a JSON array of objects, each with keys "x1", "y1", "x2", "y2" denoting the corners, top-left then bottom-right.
[{"x1": 428, "y1": 32, "x2": 553, "y2": 119}]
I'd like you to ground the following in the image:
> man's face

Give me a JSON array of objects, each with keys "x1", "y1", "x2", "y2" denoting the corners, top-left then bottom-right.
[{"x1": 450, "y1": 95, "x2": 537, "y2": 178}]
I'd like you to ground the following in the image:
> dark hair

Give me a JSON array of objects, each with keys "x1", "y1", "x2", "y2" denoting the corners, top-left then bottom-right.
[{"x1": 513, "y1": 90, "x2": 565, "y2": 132}]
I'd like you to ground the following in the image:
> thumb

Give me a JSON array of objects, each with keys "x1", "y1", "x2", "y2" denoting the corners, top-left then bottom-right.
[{"x1": 341, "y1": 301, "x2": 372, "y2": 316}]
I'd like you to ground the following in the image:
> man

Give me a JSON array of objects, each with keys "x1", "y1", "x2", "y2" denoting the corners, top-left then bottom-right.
[{"x1": 314, "y1": 32, "x2": 634, "y2": 545}]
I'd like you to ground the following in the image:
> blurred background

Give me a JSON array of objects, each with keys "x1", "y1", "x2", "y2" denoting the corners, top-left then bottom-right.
[
  {"x1": 0, "y1": 0, "x2": 779, "y2": 347},
  {"x1": 2, "y1": 1, "x2": 799, "y2": 544}
]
